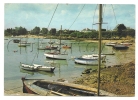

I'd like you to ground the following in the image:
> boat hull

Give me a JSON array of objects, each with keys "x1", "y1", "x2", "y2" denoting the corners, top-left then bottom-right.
[
  {"x1": 21, "y1": 77, "x2": 97, "y2": 96},
  {"x1": 74, "y1": 58, "x2": 99, "y2": 65},
  {"x1": 33, "y1": 64, "x2": 55, "y2": 72},
  {"x1": 44, "y1": 53, "x2": 68, "y2": 60}
]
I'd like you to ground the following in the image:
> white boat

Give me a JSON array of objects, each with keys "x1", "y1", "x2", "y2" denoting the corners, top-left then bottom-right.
[
  {"x1": 21, "y1": 64, "x2": 38, "y2": 71},
  {"x1": 105, "y1": 42, "x2": 117, "y2": 46},
  {"x1": 81, "y1": 54, "x2": 106, "y2": 59},
  {"x1": 74, "y1": 54, "x2": 106, "y2": 65},
  {"x1": 33, "y1": 64, "x2": 55, "y2": 72},
  {"x1": 44, "y1": 52, "x2": 68, "y2": 60},
  {"x1": 74, "y1": 58, "x2": 99, "y2": 65},
  {"x1": 120, "y1": 42, "x2": 132, "y2": 45},
  {"x1": 44, "y1": 25, "x2": 68, "y2": 60}
]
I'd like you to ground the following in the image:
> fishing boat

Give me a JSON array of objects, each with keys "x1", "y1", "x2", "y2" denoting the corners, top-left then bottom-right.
[
  {"x1": 112, "y1": 44, "x2": 129, "y2": 50},
  {"x1": 20, "y1": 63, "x2": 38, "y2": 71},
  {"x1": 33, "y1": 64, "x2": 55, "y2": 72},
  {"x1": 21, "y1": 77, "x2": 97, "y2": 96}
]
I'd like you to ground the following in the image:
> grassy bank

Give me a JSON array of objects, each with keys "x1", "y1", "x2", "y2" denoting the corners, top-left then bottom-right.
[{"x1": 73, "y1": 60, "x2": 135, "y2": 96}]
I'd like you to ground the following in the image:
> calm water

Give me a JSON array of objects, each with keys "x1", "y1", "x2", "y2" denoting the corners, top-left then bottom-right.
[{"x1": 4, "y1": 37, "x2": 135, "y2": 94}]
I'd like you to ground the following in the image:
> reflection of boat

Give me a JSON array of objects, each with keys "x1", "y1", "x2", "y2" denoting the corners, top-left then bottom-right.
[
  {"x1": 33, "y1": 64, "x2": 55, "y2": 72},
  {"x1": 112, "y1": 44, "x2": 129, "y2": 50},
  {"x1": 20, "y1": 68, "x2": 34, "y2": 75},
  {"x1": 38, "y1": 71, "x2": 55, "y2": 77},
  {"x1": 21, "y1": 77, "x2": 97, "y2": 96},
  {"x1": 20, "y1": 63, "x2": 38, "y2": 71}
]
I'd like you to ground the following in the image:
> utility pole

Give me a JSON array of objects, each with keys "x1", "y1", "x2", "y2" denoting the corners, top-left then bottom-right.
[{"x1": 97, "y1": 4, "x2": 102, "y2": 96}]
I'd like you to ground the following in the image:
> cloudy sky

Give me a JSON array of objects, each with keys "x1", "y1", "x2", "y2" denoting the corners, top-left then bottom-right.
[{"x1": 4, "y1": 2, "x2": 135, "y2": 31}]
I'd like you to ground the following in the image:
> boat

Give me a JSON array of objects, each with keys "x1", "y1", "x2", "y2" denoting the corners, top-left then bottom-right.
[
  {"x1": 19, "y1": 41, "x2": 31, "y2": 46},
  {"x1": 33, "y1": 64, "x2": 55, "y2": 72},
  {"x1": 105, "y1": 42, "x2": 117, "y2": 46},
  {"x1": 81, "y1": 54, "x2": 106, "y2": 59},
  {"x1": 13, "y1": 39, "x2": 20, "y2": 43},
  {"x1": 112, "y1": 44, "x2": 129, "y2": 50},
  {"x1": 20, "y1": 63, "x2": 38, "y2": 71},
  {"x1": 21, "y1": 77, "x2": 97, "y2": 96},
  {"x1": 62, "y1": 45, "x2": 71, "y2": 49},
  {"x1": 74, "y1": 58, "x2": 99, "y2": 65},
  {"x1": 18, "y1": 43, "x2": 27, "y2": 47},
  {"x1": 120, "y1": 42, "x2": 132, "y2": 45},
  {"x1": 74, "y1": 54, "x2": 106, "y2": 65},
  {"x1": 45, "y1": 45, "x2": 58, "y2": 50},
  {"x1": 44, "y1": 25, "x2": 68, "y2": 60},
  {"x1": 44, "y1": 51, "x2": 68, "y2": 60}
]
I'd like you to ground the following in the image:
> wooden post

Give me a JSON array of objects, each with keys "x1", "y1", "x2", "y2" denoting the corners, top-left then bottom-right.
[{"x1": 97, "y1": 4, "x2": 102, "y2": 96}]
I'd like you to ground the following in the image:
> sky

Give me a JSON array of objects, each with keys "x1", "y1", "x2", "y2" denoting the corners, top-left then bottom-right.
[{"x1": 4, "y1": 3, "x2": 135, "y2": 31}]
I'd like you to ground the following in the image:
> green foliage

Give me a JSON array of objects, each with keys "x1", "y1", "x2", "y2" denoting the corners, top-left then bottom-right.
[{"x1": 4, "y1": 27, "x2": 27, "y2": 36}]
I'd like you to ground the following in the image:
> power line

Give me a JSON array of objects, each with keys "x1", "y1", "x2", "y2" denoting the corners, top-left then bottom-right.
[
  {"x1": 69, "y1": 4, "x2": 85, "y2": 30},
  {"x1": 47, "y1": 4, "x2": 59, "y2": 29}
]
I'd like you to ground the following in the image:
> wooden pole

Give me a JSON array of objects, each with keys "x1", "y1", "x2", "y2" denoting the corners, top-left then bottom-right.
[{"x1": 97, "y1": 4, "x2": 102, "y2": 96}]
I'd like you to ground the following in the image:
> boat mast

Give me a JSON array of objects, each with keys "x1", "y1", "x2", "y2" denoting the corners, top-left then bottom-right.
[
  {"x1": 97, "y1": 4, "x2": 102, "y2": 96},
  {"x1": 59, "y1": 25, "x2": 62, "y2": 53}
]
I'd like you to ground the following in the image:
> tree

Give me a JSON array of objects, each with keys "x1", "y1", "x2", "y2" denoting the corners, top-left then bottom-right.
[
  {"x1": 41, "y1": 28, "x2": 48, "y2": 35},
  {"x1": 32, "y1": 26, "x2": 40, "y2": 35}
]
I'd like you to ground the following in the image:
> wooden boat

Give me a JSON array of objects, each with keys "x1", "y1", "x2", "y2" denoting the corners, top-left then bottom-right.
[
  {"x1": 21, "y1": 77, "x2": 97, "y2": 96},
  {"x1": 112, "y1": 44, "x2": 129, "y2": 50},
  {"x1": 33, "y1": 64, "x2": 55, "y2": 72},
  {"x1": 20, "y1": 63, "x2": 38, "y2": 71}
]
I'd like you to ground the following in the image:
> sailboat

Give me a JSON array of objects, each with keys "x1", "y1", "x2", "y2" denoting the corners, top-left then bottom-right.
[{"x1": 44, "y1": 25, "x2": 68, "y2": 60}]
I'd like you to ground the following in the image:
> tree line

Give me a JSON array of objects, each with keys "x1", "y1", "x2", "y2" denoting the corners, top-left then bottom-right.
[{"x1": 4, "y1": 26, "x2": 135, "y2": 39}]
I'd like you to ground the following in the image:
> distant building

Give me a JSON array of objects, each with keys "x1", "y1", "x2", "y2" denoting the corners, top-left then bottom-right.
[{"x1": 81, "y1": 28, "x2": 92, "y2": 33}]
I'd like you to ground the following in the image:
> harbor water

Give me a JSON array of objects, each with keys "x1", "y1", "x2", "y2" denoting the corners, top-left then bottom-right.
[{"x1": 4, "y1": 37, "x2": 135, "y2": 95}]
